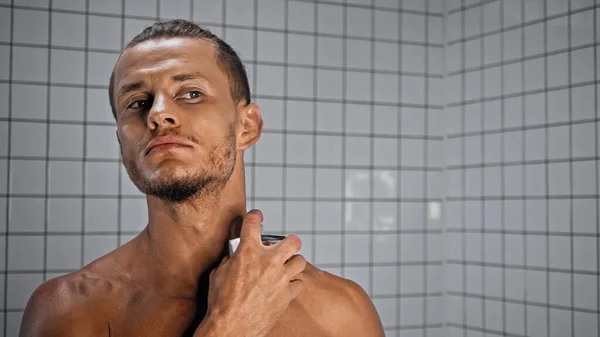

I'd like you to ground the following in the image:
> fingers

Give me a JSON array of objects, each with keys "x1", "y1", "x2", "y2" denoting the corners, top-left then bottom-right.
[
  {"x1": 238, "y1": 209, "x2": 263, "y2": 248},
  {"x1": 284, "y1": 254, "x2": 306, "y2": 279},
  {"x1": 272, "y1": 235, "x2": 302, "y2": 263}
]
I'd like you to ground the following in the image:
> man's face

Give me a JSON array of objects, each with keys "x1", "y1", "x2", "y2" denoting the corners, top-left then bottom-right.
[{"x1": 112, "y1": 37, "x2": 238, "y2": 202}]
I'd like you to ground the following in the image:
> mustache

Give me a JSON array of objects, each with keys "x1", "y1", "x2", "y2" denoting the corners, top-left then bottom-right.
[{"x1": 141, "y1": 131, "x2": 202, "y2": 151}]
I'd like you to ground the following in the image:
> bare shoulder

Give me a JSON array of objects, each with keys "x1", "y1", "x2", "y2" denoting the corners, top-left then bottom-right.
[
  {"x1": 19, "y1": 268, "x2": 114, "y2": 337},
  {"x1": 293, "y1": 263, "x2": 385, "y2": 337}
]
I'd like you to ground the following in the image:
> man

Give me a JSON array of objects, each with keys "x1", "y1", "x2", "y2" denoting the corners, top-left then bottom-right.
[{"x1": 19, "y1": 20, "x2": 385, "y2": 336}]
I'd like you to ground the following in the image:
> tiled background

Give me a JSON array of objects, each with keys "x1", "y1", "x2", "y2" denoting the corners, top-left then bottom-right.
[
  {"x1": 444, "y1": 0, "x2": 599, "y2": 337},
  {"x1": 0, "y1": 1, "x2": 597, "y2": 337}
]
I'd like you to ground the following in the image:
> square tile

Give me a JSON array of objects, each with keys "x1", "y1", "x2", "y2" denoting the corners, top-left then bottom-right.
[
  {"x1": 284, "y1": 200, "x2": 313, "y2": 232},
  {"x1": 46, "y1": 235, "x2": 81, "y2": 269},
  {"x1": 525, "y1": 164, "x2": 546, "y2": 196},
  {"x1": 446, "y1": 43, "x2": 462, "y2": 74},
  {"x1": 285, "y1": 100, "x2": 314, "y2": 132},
  {"x1": 48, "y1": 161, "x2": 83, "y2": 195},
  {"x1": 524, "y1": 58, "x2": 545, "y2": 91},
  {"x1": 373, "y1": 234, "x2": 397, "y2": 263},
  {"x1": 573, "y1": 237, "x2": 598, "y2": 271},
  {"x1": 48, "y1": 198, "x2": 82, "y2": 232},
  {"x1": 223, "y1": 28, "x2": 254, "y2": 62},
  {"x1": 84, "y1": 235, "x2": 118, "y2": 265},
  {"x1": 429, "y1": 47, "x2": 443, "y2": 75},
  {"x1": 571, "y1": 47, "x2": 595, "y2": 85},
  {"x1": 119, "y1": 198, "x2": 147, "y2": 232},
  {"x1": 287, "y1": 1, "x2": 314, "y2": 33},
  {"x1": 525, "y1": 23, "x2": 544, "y2": 57},
  {"x1": 402, "y1": 45, "x2": 426, "y2": 73},
  {"x1": 345, "y1": 72, "x2": 371, "y2": 102},
  {"x1": 549, "y1": 236, "x2": 571, "y2": 269},
  {"x1": 89, "y1": 0, "x2": 122, "y2": 14},
  {"x1": 13, "y1": 46, "x2": 48, "y2": 82},
  {"x1": 525, "y1": 199, "x2": 546, "y2": 231},
  {"x1": 51, "y1": 50, "x2": 85, "y2": 85},
  {"x1": 373, "y1": 201, "x2": 397, "y2": 231},
  {"x1": 285, "y1": 167, "x2": 313, "y2": 198},
  {"x1": 400, "y1": 298, "x2": 424, "y2": 326},
  {"x1": 527, "y1": 305, "x2": 548, "y2": 336},
  {"x1": 89, "y1": 15, "x2": 122, "y2": 50},
  {"x1": 465, "y1": 6, "x2": 481, "y2": 37},
  {"x1": 526, "y1": 269, "x2": 547, "y2": 303},
  {"x1": 571, "y1": 10, "x2": 595, "y2": 47},
  {"x1": 225, "y1": 0, "x2": 254, "y2": 26},
  {"x1": 10, "y1": 122, "x2": 46, "y2": 157},
  {"x1": 254, "y1": 167, "x2": 283, "y2": 198},
  {"x1": 372, "y1": 265, "x2": 397, "y2": 296},
  {"x1": 10, "y1": 198, "x2": 45, "y2": 232},
  {"x1": 572, "y1": 85, "x2": 596, "y2": 121},
  {"x1": 285, "y1": 134, "x2": 313, "y2": 165},
  {"x1": 85, "y1": 162, "x2": 118, "y2": 195},
  {"x1": 257, "y1": 31, "x2": 284, "y2": 63},
  {"x1": 8, "y1": 235, "x2": 44, "y2": 270},
  {"x1": 548, "y1": 162, "x2": 570, "y2": 195},
  {"x1": 315, "y1": 234, "x2": 341, "y2": 265},
  {"x1": 374, "y1": 42, "x2": 399, "y2": 72},
  {"x1": 256, "y1": 0, "x2": 284, "y2": 29},
  {"x1": 547, "y1": 17, "x2": 568, "y2": 52},
  {"x1": 344, "y1": 234, "x2": 370, "y2": 264},
  {"x1": 51, "y1": 12, "x2": 85, "y2": 48},
  {"x1": 346, "y1": 104, "x2": 371, "y2": 134},
  {"x1": 465, "y1": 297, "x2": 483, "y2": 327},
  {"x1": 10, "y1": 159, "x2": 45, "y2": 194},
  {"x1": 158, "y1": 0, "x2": 189, "y2": 19},
  {"x1": 192, "y1": 0, "x2": 222, "y2": 23},
  {"x1": 573, "y1": 160, "x2": 596, "y2": 195},
  {"x1": 402, "y1": 75, "x2": 425, "y2": 104},
  {"x1": 287, "y1": 34, "x2": 314, "y2": 66},
  {"x1": 85, "y1": 198, "x2": 118, "y2": 232},
  {"x1": 503, "y1": 131, "x2": 523, "y2": 162},
  {"x1": 345, "y1": 136, "x2": 370, "y2": 166},
  {"x1": 483, "y1": 1, "x2": 501, "y2": 33},
  {"x1": 87, "y1": 52, "x2": 119, "y2": 86},
  {"x1": 465, "y1": 39, "x2": 482, "y2": 70},
  {"x1": 317, "y1": 36, "x2": 343, "y2": 67},
  {"x1": 13, "y1": 9, "x2": 48, "y2": 44},
  {"x1": 400, "y1": 265, "x2": 424, "y2": 293},
  {"x1": 574, "y1": 311, "x2": 599, "y2": 337},
  {"x1": 344, "y1": 169, "x2": 370, "y2": 199},
  {"x1": 483, "y1": 33, "x2": 501, "y2": 66},
  {"x1": 466, "y1": 70, "x2": 483, "y2": 100},
  {"x1": 549, "y1": 199, "x2": 570, "y2": 232},
  {"x1": 316, "y1": 102, "x2": 344, "y2": 132},
  {"x1": 403, "y1": 13, "x2": 426, "y2": 42},
  {"x1": 315, "y1": 201, "x2": 341, "y2": 232},
  {"x1": 547, "y1": 88, "x2": 570, "y2": 123},
  {"x1": 88, "y1": 88, "x2": 116, "y2": 123},
  {"x1": 573, "y1": 199, "x2": 597, "y2": 233},
  {"x1": 548, "y1": 126, "x2": 569, "y2": 159},
  {"x1": 316, "y1": 135, "x2": 342, "y2": 165},
  {"x1": 374, "y1": 298, "x2": 397, "y2": 328},
  {"x1": 315, "y1": 168, "x2": 342, "y2": 198},
  {"x1": 49, "y1": 87, "x2": 84, "y2": 121},
  {"x1": 6, "y1": 274, "x2": 43, "y2": 310},
  {"x1": 525, "y1": 129, "x2": 545, "y2": 161},
  {"x1": 400, "y1": 233, "x2": 424, "y2": 262},
  {"x1": 547, "y1": 53, "x2": 569, "y2": 87},
  {"x1": 347, "y1": 7, "x2": 371, "y2": 38},
  {"x1": 400, "y1": 202, "x2": 424, "y2": 230},
  {"x1": 123, "y1": 19, "x2": 155, "y2": 47},
  {"x1": 374, "y1": 10, "x2": 398, "y2": 40},
  {"x1": 316, "y1": 69, "x2": 343, "y2": 100},
  {"x1": 549, "y1": 308, "x2": 572, "y2": 337},
  {"x1": 317, "y1": 4, "x2": 343, "y2": 35},
  {"x1": 374, "y1": 138, "x2": 397, "y2": 167},
  {"x1": 503, "y1": 28, "x2": 522, "y2": 62},
  {"x1": 257, "y1": 98, "x2": 284, "y2": 130},
  {"x1": 505, "y1": 302, "x2": 525, "y2": 335},
  {"x1": 49, "y1": 124, "x2": 83, "y2": 158},
  {"x1": 86, "y1": 125, "x2": 119, "y2": 159}
]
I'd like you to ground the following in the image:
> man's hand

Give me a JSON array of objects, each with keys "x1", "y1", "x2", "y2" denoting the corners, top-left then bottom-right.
[{"x1": 195, "y1": 210, "x2": 307, "y2": 337}]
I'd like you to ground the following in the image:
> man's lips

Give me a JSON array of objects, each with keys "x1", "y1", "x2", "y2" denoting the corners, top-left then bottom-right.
[{"x1": 145, "y1": 136, "x2": 194, "y2": 155}]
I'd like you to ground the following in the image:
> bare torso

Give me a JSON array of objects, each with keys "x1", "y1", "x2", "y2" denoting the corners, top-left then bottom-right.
[{"x1": 26, "y1": 238, "x2": 347, "y2": 337}]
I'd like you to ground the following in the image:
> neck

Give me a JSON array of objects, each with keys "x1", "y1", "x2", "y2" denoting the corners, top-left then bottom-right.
[{"x1": 135, "y1": 159, "x2": 247, "y2": 296}]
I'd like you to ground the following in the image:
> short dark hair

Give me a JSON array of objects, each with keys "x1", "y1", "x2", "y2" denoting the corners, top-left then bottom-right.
[{"x1": 108, "y1": 19, "x2": 251, "y2": 119}]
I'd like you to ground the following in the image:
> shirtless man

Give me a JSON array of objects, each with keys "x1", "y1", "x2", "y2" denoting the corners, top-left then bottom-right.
[{"x1": 18, "y1": 20, "x2": 385, "y2": 337}]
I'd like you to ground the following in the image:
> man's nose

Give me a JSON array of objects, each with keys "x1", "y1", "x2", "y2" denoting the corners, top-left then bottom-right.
[{"x1": 147, "y1": 95, "x2": 181, "y2": 130}]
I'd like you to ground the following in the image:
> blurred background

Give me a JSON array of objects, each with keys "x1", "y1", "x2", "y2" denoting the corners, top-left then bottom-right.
[{"x1": 0, "y1": 0, "x2": 598, "y2": 336}]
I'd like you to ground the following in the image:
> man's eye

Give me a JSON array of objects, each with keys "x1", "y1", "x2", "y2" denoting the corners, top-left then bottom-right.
[
  {"x1": 184, "y1": 91, "x2": 202, "y2": 99},
  {"x1": 130, "y1": 99, "x2": 151, "y2": 109}
]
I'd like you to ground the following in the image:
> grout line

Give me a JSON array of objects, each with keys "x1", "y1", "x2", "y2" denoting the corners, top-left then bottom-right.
[{"x1": 42, "y1": 0, "x2": 52, "y2": 283}]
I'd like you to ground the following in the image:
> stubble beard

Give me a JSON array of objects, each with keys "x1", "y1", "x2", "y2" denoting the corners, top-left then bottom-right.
[{"x1": 123, "y1": 126, "x2": 237, "y2": 204}]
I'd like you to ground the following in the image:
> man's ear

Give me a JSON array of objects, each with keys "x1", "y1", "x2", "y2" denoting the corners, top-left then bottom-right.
[{"x1": 237, "y1": 103, "x2": 263, "y2": 151}]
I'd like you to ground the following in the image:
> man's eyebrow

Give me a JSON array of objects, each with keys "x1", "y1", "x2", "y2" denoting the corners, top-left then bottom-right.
[
  {"x1": 172, "y1": 72, "x2": 212, "y2": 84},
  {"x1": 117, "y1": 81, "x2": 145, "y2": 100}
]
